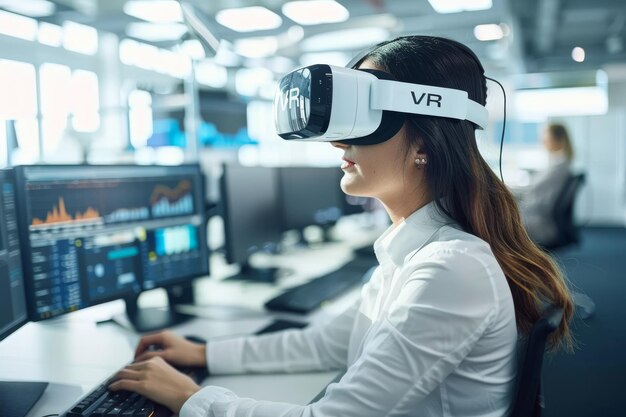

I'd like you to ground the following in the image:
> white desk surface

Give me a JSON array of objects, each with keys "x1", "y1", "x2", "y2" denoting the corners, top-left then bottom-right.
[{"x1": 0, "y1": 222, "x2": 382, "y2": 417}]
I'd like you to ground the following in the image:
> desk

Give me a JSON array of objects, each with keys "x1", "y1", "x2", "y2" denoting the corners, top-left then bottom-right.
[{"x1": 0, "y1": 223, "x2": 381, "y2": 416}]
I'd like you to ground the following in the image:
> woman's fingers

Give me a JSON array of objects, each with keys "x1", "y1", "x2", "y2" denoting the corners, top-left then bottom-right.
[
  {"x1": 135, "y1": 350, "x2": 168, "y2": 363},
  {"x1": 134, "y1": 332, "x2": 167, "y2": 358},
  {"x1": 109, "y1": 379, "x2": 143, "y2": 393},
  {"x1": 113, "y1": 368, "x2": 142, "y2": 381}
]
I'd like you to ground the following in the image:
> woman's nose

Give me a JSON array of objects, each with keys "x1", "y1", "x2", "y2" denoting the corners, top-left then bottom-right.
[{"x1": 330, "y1": 141, "x2": 348, "y2": 149}]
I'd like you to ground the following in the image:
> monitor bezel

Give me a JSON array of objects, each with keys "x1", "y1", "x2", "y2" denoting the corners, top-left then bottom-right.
[{"x1": 0, "y1": 168, "x2": 29, "y2": 341}]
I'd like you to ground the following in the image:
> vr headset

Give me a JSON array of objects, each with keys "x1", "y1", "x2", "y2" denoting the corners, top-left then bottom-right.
[{"x1": 273, "y1": 64, "x2": 488, "y2": 145}]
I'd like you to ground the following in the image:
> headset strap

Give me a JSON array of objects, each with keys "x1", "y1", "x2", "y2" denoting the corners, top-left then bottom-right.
[{"x1": 371, "y1": 79, "x2": 488, "y2": 129}]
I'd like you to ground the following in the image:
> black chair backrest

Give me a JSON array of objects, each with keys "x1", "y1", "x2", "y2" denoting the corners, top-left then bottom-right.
[
  {"x1": 551, "y1": 173, "x2": 585, "y2": 247},
  {"x1": 510, "y1": 305, "x2": 564, "y2": 417}
]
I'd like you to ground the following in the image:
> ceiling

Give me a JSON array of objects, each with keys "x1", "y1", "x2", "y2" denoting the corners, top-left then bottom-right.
[{"x1": 3, "y1": 0, "x2": 626, "y2": 76}]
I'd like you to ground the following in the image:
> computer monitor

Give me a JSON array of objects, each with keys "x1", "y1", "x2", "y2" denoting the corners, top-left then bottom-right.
[
  {"x1": 14, "y1": 164, "x2": 209, "y2": 332},
  {"x1": 278, "y1": 167, "x2": 346, "y2": 242},
  {"x1": 220, "y1": 164, "x2": 283, "y2": 282},
  {"x1": 0, "y1": 169, "x2": 48, "y2": 417}
]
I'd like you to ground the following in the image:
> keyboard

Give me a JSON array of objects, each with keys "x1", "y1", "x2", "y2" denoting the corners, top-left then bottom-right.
[
  {"x1": 264, "y1": 258, "x2": 377, "y2": 314},
  {"x1": 62, "y1": 346, "x2": 208, "y2": 417}
]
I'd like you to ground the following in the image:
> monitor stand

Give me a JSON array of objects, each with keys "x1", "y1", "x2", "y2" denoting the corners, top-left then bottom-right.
[
  {"x1": 224, "y1": 262, "x2": 281, "y2": 283},
  {"x1": 0, "y1": 381, "x2": 48, "y2": 417},
  {"x1": 124, "y1": 283, "x2": 197, "y2": 333}
]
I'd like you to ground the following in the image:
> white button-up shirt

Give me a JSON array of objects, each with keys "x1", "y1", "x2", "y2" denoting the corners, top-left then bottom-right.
[{"x1": 181, "y1": 202, "x2": 518, "y2": 417}]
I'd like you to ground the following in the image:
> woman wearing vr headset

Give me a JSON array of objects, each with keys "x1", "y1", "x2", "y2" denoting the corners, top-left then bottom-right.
[{"x1": 112, "y1": 36, "x2": 574, "y2": 417}]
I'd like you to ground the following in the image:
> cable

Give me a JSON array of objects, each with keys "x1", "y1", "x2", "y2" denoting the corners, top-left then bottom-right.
[
  {"x1": 485, "y1": 76, "x2": 507, "y2": 182},
  {"x1": 39, "y1": 414, "x2": 59, "y2": 417}
]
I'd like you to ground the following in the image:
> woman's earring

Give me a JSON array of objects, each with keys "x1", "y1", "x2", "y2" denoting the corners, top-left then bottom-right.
[{"x1": 414, "y1": 157, "x2": 427, "y2": 167}]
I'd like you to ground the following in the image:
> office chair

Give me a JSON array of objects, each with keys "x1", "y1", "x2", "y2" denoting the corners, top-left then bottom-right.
[
  {"x1": 542, "y1": 173, "x2": 595, "y2": 319},
  {"x1": 543, "y1": 173, "x2": 586, "y2": 251},
  {"x1": 510, "y1": 305, "x2": 564, "y2": 417}
]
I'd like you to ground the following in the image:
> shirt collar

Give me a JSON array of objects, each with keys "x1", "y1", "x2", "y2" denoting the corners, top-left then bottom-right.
[{"x1": 374, "y1": 201, "x2": 454, "y2": 268}]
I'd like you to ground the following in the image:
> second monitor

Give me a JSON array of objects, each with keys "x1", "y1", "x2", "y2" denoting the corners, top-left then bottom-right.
[{"x1": 278, "y1": 166, "x2": 345, "y2": 242}]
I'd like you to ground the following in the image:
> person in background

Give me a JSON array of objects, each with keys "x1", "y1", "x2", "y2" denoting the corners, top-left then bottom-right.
[
  {"x1": 515, "y1": 123, "x2": 574, "y2": 247},
  {"x1": 109, "y1": 36, "x2": 574, "y2": 417}
]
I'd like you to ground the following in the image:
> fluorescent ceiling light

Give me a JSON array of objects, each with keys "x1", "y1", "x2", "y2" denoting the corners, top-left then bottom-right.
[
  {"x1": 301, "y1": 28, "x2": 389, "y2": 52},
  {"x1": 428, "y1": 0, "x2": 492, "y2": 14},
  {"x1": 126, "y1": 22, "x2": 187, "y2": 42},
  {"x1": 0, "y1": 10, "x2": 38, "y2": 41},
  {"x1": 282, "y1": 0, "x2": 349, "y2": 25},
  {"x1": 38, "y1": 22, "x2": 63, "y2": 46},
  {"x1": 0, "y1": 0, "x2": 55, "y2": 17},
  {"x1": 234, "y1": 37, "x2": 278, "y2": 58},
  {"x1": 514, "y1": 86, "x2": 607, "y2": 120},
  {"x1": 571, "y1": 46, "x2": 585, "y2": 63},
  {"x1": 123, "y1": 0, "x2": 182, "y2": 23},
  {"x1": 474, "y1": 23, "x2": 504, "y2": 41},
  {"x1": 216, "y1": 7, "x2": 282, "y2": 33}
]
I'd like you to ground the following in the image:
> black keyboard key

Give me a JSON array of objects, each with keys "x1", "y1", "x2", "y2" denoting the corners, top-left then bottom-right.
[
  {"x1": 134, "y1": 405, "x2": 154, "y2": 417},
  {"x1": 105, "y1": 406, "x2": 123, "y2": 416}
]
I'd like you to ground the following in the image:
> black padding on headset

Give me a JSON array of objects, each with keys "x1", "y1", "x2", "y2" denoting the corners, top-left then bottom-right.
[{"x1": 337, "y1": 69, "x2": 406, "y2": 146}]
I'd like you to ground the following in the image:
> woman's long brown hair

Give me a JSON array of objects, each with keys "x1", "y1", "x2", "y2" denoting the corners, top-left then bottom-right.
[{"x1": 360, "y1": 36, "x2": 574, "y2": 351}]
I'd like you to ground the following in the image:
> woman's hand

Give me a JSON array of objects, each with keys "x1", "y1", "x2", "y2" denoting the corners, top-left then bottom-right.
[
  {"x1": 109, "y1": 356, "x2": 201, "y2": 414},
  {"x1": 134, "y1": 331, "x2": 207, "y2": 367}
]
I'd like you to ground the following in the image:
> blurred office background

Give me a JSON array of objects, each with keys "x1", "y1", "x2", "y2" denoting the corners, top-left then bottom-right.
[
  {"x1": 0, "y1": 0, "x2": 624, "y2": 225},
  {"x1": 0, "y1": 0, "x2": 625, "y2": 415}
]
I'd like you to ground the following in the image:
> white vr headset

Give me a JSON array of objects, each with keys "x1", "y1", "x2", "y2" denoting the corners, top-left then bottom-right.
[{"x1": 274, "y1": 64, "x2": 489, "y2": 145}]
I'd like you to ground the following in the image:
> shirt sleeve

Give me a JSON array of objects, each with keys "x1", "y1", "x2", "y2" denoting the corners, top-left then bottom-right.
[
  {"x1": 206, "y1": 296, "x2": 360, "y2": 375},
  {"x1": 181, "y1": 249, "x2": 499, "y2": 417}
]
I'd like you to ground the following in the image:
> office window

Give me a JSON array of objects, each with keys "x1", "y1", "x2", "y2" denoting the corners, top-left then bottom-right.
[
  {"x1": 38, "y1": 22, "x2": 63, "y2": 47},
  {"x1": 63, "y1": 21, "x2": 98, "y2": 55},
  {"x1": 0, "y1": 59, "x2": 39, "y2": 163},
  {"x1": 39, "y1": 63, "x2": 71, "y2": 157},
  {"x1": 128, "y1": 89, "x2": 153, "y2": 149},
  {"x1": 70, "y1": 70, "x2": 100, "y2": 132},
  {"x1": 39, "y1": 65, "x2": 99, "y2": 160},
  {"x1": 0, "y1": 10, "x2": 38, "y2": 41}
]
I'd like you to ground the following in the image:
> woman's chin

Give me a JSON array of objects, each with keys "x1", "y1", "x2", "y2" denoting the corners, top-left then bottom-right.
[{"x1": 340, "y1": 177, "x2": 369, "y2": 198}]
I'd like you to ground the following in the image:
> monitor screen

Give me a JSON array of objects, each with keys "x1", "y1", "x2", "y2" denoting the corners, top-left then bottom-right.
[
  {"x1": 278, "y1": 167, "x2": 345, "y2": 231},
  {"x1": 14, "y1": 164, "x2": 209, "y2": 321},
  {"x1": 220, "y1": 165, "x2": 282, "y2": 265},
  {"x1": 0, "y1": 170, "x2": 28, "y2": 341}
]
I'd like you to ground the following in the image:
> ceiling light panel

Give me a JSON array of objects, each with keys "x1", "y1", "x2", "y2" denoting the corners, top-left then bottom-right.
[
  {"x1": 474, "y1": 23, "x2": 504, "y2": 41},
  {"x1": 126, "y1": 22, "x2": 187, "y2": 42},
  {"x1": 0, "y1": 0, "x2": 55, "y2": 17},
  {"x1": 428, "y1": 0, "x2": 492, "y2": 14},
  {"x1": 216, "y1": 7, "x2": 282, "y2": 33},
  {"x1": 123, "y1": 0, "x2": 183, "y2": 23},
  {"x1": 282, "y1": 0, "x2": 349, "y2": 25}
]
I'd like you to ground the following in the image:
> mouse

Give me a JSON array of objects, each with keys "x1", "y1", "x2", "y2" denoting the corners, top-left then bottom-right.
[{"x1": 184, "y1": 334, "x2": 207, "y2": 344}]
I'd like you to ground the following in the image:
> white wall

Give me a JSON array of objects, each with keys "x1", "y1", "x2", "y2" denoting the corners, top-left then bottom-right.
[{"x1": 556, "y1": 80, "x2": 626, "y2": 226}]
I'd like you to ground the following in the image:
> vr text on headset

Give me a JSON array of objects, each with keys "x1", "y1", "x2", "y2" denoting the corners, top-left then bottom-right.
[{"x1": 411, "y1": 92, "x2": 442, "y2": 107}]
